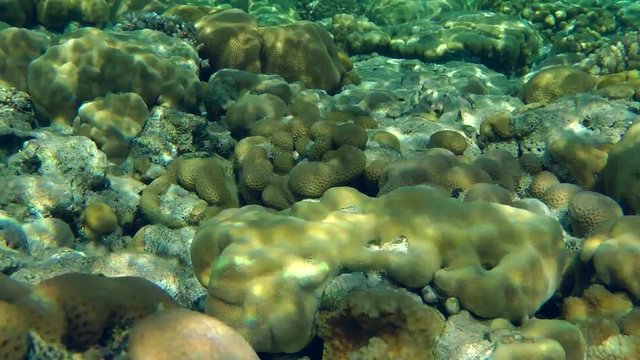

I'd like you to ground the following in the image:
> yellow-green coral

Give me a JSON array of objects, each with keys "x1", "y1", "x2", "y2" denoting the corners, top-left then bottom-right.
[
  {"x1": 0, "y1": 28, "x2": 48, "y2": 92},
  {"x1": 521, "y1": 66, "x2": 596, "y2": 104},
  {"x1": 27, "y1": 27, "x2": 201, "y2": 125},
  {"x1": 4, "y1": 273, "x2": 179, "y2": 351},
  {"x1": 0, "y1": 0, "x2": 35, "y2": 27},
  {"x1": 223, "y1": 93, "x2": 287, "y2": 137},
  {"x1": 568, "y1": 191, "x2": 623, "y2": 238},
  {"x1": 191, "y1": 185, "x2": 564, "y2": 352},
  {"x1": 36, "y1": 0, "x2": 111, "y2": 30},
  {"x1": 260, "y1": 20, "x2": 347, "y2": 92},
  {"x1": 427, "y1": 130, "x2": 468, "y2": 155},
  {"x1": 195, "y1": 9, "x2": 262, "y2": 73},
  {"x1": 81, "y1": 202, "x2": 118, "y2": 241},
  {"x1": 140, "y1": 156, "x2": 239, "y2": 227},
  {"x1": 73, "y1": 92, "x2": 149, "y2": 161},
  {"x1": 549, "y1": 134, "x2": 610, "y2": 189},
  {"x1": 196, "y1": 9, "x2": 350, "y2": 92},
  {"x1": 583, "y1": 217, "x2": 640, "y2": 300},
  {"x1": 603, "y1": 122, "x2": 640, "y2": 214}
]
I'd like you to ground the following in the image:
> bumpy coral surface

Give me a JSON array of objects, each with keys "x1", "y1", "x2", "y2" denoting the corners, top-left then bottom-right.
[
  {"x1": 603, "y1": 122, "x2": 640, "y2": 214},
  {"x1": 191, "y1": 185, "x2": 564, "y2": 352},
  {"x1": 27, "y1": 27, "x2": 202, "y2": 125},
  {"x1": 0, "y1": 273, "x2": 179, "y2": 355},
  {"x1": 522, "y1": 66, "x2": 596, "y2": 104}
]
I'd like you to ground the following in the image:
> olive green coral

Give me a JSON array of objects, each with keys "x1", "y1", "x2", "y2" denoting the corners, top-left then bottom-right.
[
  {"x1": 521, "y1": 66, "x2": 596, "y2": 104},
  {"x1": 195, "y1": 9, "x2": 262, "y2": 74},
  {"x1": 1, "y1": 273, "x2": 178, "y2": 353},
  {"x1": 427, "y1": 130, "x2": 468, "y2": 155},
  {"x1": 568, "y1": 191, "x2": 623, "y2": 238},
  {"x1": 0, "y1": 27, "x2": 48, "y2": 91},
  {"x1": 259, "y1": 20, "x2": 347, "y2": 92},
  {"x1": 140, "y1": 156, "x2": 239, "y2": 228},
  {"x1": 197, "y1": 9, "x2": 350, "y2": 92},
  {"x1": 603, "y1": 122, "x2": 640, "y2": 214},
  {"x1": 27, "y1": 27, "x2": 202, "y2": 125},
  {"x1": 191, "y1": 185, "x2": 564, "y2": 352},
  {"x1": 73, "y1": 92, "x2": 149, "y2": 161},
  {"x1": 333, "y1": 11, "x2": 542, "y2": 74}
]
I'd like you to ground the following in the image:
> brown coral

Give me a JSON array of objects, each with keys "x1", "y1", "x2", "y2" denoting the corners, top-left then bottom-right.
[
  {"x1": 318, "y1": 288, "x2": 444, "y2": 360},
  {"x1": 568, "y1": 191, "x2": 623, "y2": 237}
]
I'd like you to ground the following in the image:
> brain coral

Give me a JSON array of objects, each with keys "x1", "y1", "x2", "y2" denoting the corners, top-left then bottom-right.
[
  {"x1": 2, "y1": 273, "x2": 179, "y2": 353},
  {"x1": 27, "y1": 27, "x2": 202, "y2": 125},
  {"x1": 196, "y1": 9, "x2": 349, "y2": 92},
  {"x1": 521, "y1": 66, "x2": 596, "y2": 103},
  {"x1": 191, "y1": 185, "x2": 565, "y2": 352},
  {"x1": 568, "y1": 191, "x2": 623, "y2": 238}
]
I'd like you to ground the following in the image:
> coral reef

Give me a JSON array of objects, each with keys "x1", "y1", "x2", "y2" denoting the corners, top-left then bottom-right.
[
  {"x1": 191, "y1": 185, "x2": 564, "y2": 352},
  {"x1": 1, "y1": 1, "x2": 640, "y2": 358}
]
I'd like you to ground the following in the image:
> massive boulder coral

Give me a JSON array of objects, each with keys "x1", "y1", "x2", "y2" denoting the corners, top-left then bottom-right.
[
  {"x1": 73, "y1": 92, "x2": 149, "y2": 161},
  {"x1": 0, "y1": 0, "x2": 36, "y2": 27},
  {"x1": 0, "y1": 27, "x2": 49, "y2": 91},
  {"x1": 196, "y1": 9, "x2": 351, "y2": 92},
  {"x1": 365, "y1": 0, "x2": 434, "y2": 26},
  {"x1": 128, "y1": 308, "x2": 259, "y2": 360},
  {"x1": 259, "y1": 20, "x2": 346, "y2": 92},
  {"x1": 581, "y1": 216, "x2": 640, "y2": 301},
  {"x1": 35, "y1": 0, "x2": 111, "y2": 30},
  {"x1": 191, "y1": 185, "x2": 565, "y2": 352},
  {"x1": 27, "y1": 27, "x2": 202, "y2": 125},
  {"x1": 521, "y1": 66, "x2": 596, "y2": 104},
  {"x1": 603, "y1": 122, "x2": 640, "y2": 214},
  {"x1": 0, "y1": 273, "x2": 179, "y2": 357},
  {"x1": 195, "y1": 9, "x2": 263, "y2": 75}
]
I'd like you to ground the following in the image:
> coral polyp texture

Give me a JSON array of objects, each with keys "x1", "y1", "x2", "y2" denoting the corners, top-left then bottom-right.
[
  {"x1": 191, "y1": 185, "x2": 565, "y2": 352},
  {"x1": 196, "y1": 9, "x2": 351, "y2": 93},
  {"x1": 0, "y1": 273, "x2": 179, "y2": 358}
]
